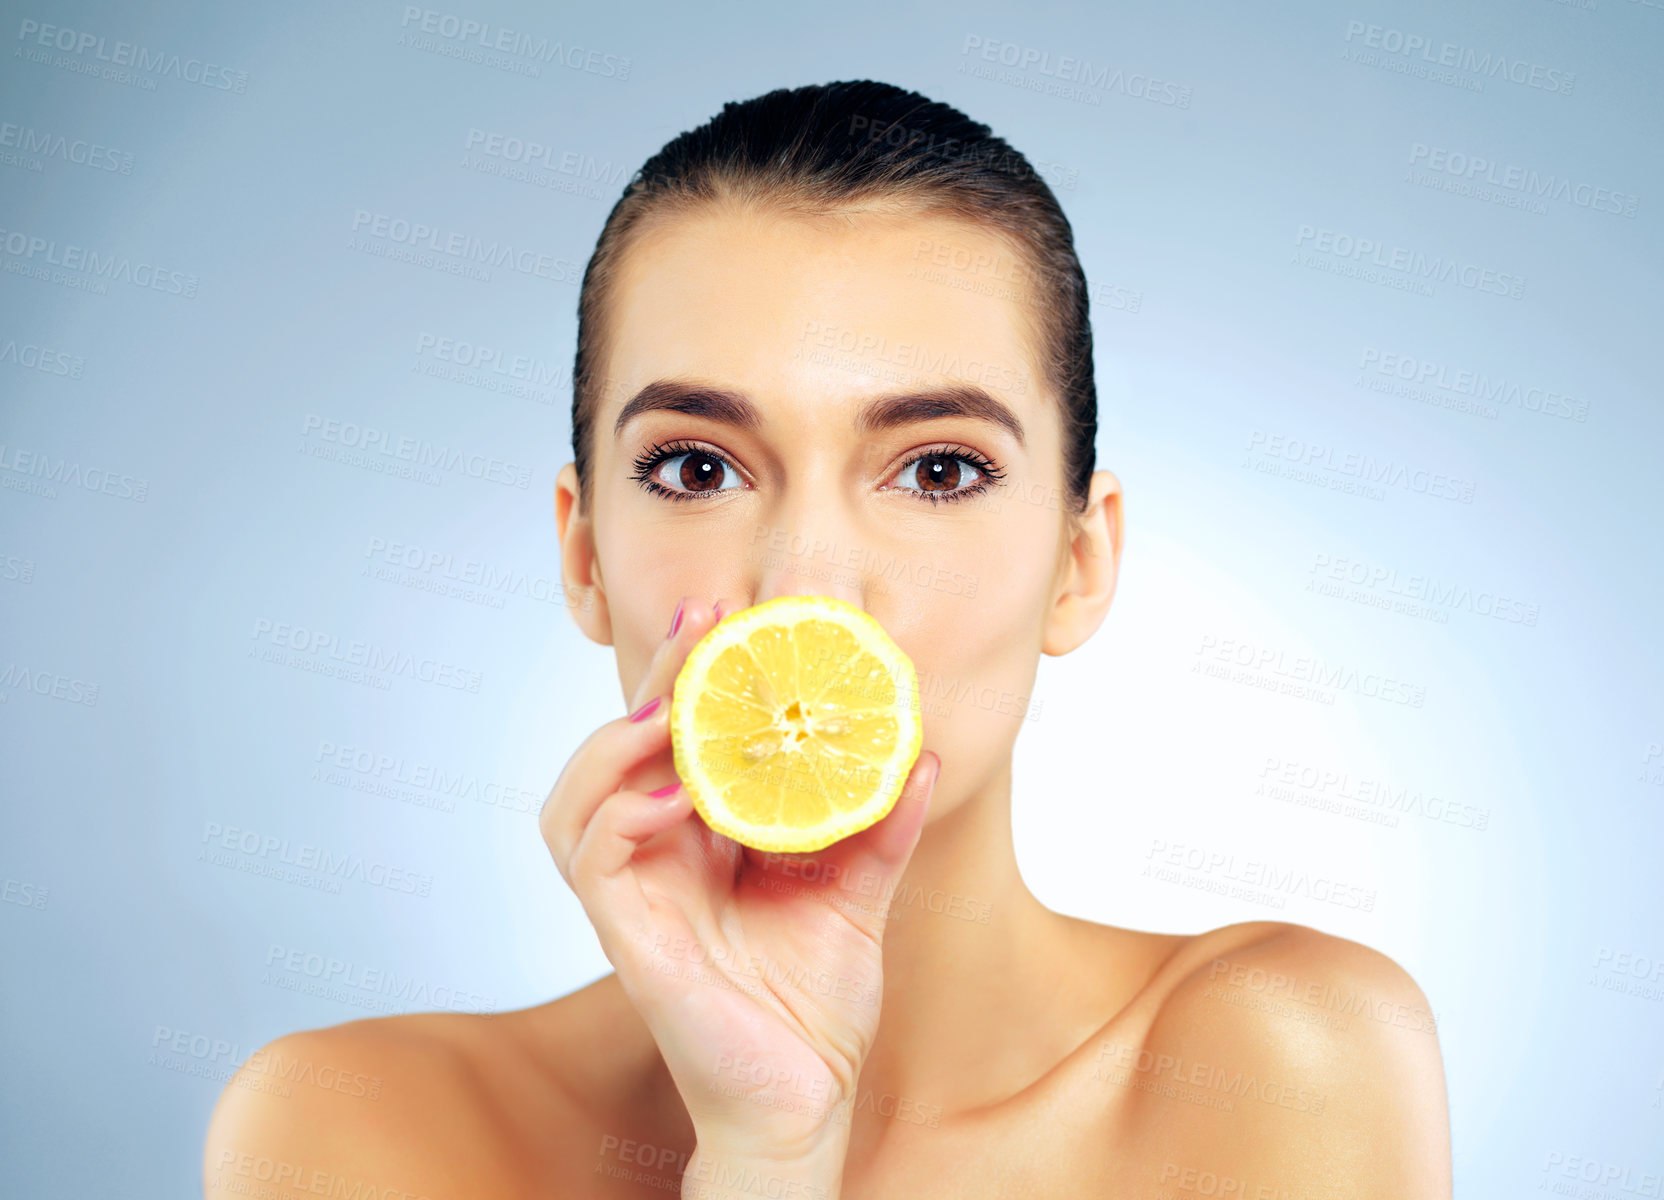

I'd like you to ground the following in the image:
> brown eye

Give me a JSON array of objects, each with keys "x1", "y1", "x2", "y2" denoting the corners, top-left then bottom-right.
[
  {"x1": 637, "y1": 445, "x2": 746, "y2": 498},
  {"x1": 895, "y1": 451, "x2": 984, "y2": 497},
  {"x1": 914, "y1": 454, "x2": 963, "y2": 493},
  {"x1": 674, "y1": 451, "x2": 726, "y2": 492}
]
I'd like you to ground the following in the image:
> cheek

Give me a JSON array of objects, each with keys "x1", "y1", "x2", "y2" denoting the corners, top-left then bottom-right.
[
  {"x1": 908, "y1": 608, "x2": 1043, "y2": 782},
  {"x1": 596, "y1": 495, "x2": 724, "y2": 618}
]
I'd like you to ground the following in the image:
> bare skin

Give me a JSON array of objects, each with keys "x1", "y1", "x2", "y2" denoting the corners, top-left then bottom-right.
[{"x1": 204, "y1": 201, "x2": 1452, "y2": 1199}]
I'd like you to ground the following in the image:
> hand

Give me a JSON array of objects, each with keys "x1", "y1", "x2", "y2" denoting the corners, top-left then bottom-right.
[{"x1": 540, "y1": 594, "x2": 940, "y2": 1170}]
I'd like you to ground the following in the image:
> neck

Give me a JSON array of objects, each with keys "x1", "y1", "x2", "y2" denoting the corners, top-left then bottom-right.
[{"x1": 856, "y1": 756, "x2": 1103, "y2": 1114}]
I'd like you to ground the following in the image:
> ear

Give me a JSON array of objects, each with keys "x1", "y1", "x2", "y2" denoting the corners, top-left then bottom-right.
[
  {"x1": 1041, "y1": 469, "x2": 1122, "y2": 657},
  {"x1": 555, "y1": 461, "x2": 614, "y2": 646}
]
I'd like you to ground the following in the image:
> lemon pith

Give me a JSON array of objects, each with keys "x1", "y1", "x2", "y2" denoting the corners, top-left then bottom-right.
[{"x1": 670, "y1": 595, "x2": 924, "y2": 853}]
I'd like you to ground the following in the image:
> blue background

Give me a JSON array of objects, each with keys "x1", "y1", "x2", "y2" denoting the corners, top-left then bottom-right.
[{"x1": 2, "y1": 1, "x2": 1661, "y2": 1195}]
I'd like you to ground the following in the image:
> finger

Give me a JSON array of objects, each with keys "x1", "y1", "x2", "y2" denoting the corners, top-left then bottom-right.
[
  {"x1": 569, "y1": 783, "x2": 694, "y2": 894},
  {"x1": 568, "y1": 785, "x2": 699, "y2": 969},
  {"x1": 851, "y1": 750, "x2": 940, "y2": 872},
  {"x1": 543, "y1": 593, "x2": 741, "y2": 883},
  {"x1": 540, "y1": 697, "x2": 675, "y2": 876},
  {"x1": 623, "y1": 592, "x2": 734, "y2": 719}
]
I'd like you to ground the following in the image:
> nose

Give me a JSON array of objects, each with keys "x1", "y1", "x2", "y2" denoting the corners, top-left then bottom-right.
[{"x1": 750, "y1": 521, "x2": 866, "y2": 610}]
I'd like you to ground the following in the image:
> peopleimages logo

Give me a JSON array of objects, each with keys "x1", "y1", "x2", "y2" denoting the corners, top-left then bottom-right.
[
  {"x1": 1295, "y1": 225, "x2": 1524, "y2": 300},
  {"x1": 364, "y1": 535, "x2": 584, "y2": 610},
  {"x1": 461, "y1": 129, "x2": 626, "y2": 188},
  {"x1": 0, "y1": 338, "x2": 83, "y2": 378},
  {"x1": 1409, "y1": 144, "x2": 1639, "y2": 218},
  {"x1": 1144, "y1": 840, "x2": 1378, "y2": 912},
  {"x1": 0, "y1": 663, "x2": 99, "y2": 706},
  {"x1": 1341, "y1": 21, "x2": 1575, "y2": 95},
  {"x1": 1245, "y1": 429, "x2": 1477, "y2": 504},
  {"x1": 959, "y1": 35, "x2": 1193, "y2": 107},
  {"x1": 349, "y1": 210, "x2": 582, "y2": 285},
  {"x1": 14, "y1": 17, "x2": 250, "y2": 92},
  {"x1": 200, "y1": 822, "x2": 433, "y2": 897},
  {"x1": 1195, "y1": 632, "x2": 1428, "y2": 709},
  {"x1": 0, "y1": 227, "x2": 199, "y2": 297},
  {"x1": 250, "y1": 617, "x2": 484, "y2": 693},
  {"x1": 263, "y1": 943, "x2": 497, "y2": 1013},
  {"x1": 0, "y1": 442, "x2": 149, "y2": 502},
  {"x1": 1357, "y1": 348, "x2": 1588, "y2": 423},
  {"x1": 1309, "y1": 550, "x2": 1540, "y2": 628},
  {"x1": 397, "y1": 7, "x2": 631, "y2": 79},
  {"x1": 314, "y1": 740, "x2": 546, "y2": 816},
  {"x1": 300, "y1": 414, "x2": 531, "y2": 490},
  {"x1": 1540, "y1": 1153, "x2": 1664, "y2": 1196},
  {"x1": 0, "y1": 553, "x2": 37, "y2": 585},
  {"x1": 796, "y1": 319, "x2": 1028, "y2": 396},
  {"x1": 1259, "y1": 755, "x2": 1492, "y2": 832},
  {"x1": 412, "y1": 331, "x2": 567, "y2": 404},
  {"x1": 0, "y1": 121, "x2": 134, "y2": 173}
]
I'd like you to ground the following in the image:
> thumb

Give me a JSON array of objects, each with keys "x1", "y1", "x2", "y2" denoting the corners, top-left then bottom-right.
[
  {"x1": 859, "y1": 750, "x2": 940, "y2": 870},
  {"x1": 801, "y1": 750, "x2": 938, "y2": 913}
]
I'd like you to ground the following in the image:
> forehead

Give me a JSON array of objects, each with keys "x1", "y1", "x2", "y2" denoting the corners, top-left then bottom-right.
[{"x1": 597, "y1": 200, "x2": 1048, "y2": 423}]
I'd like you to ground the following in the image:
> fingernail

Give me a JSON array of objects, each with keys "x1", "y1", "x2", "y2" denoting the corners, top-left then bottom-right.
[
  {"x1": 667, "y1": 598, "x2": 685, "y2": 639},
  {"x1": 629, "y1": 695, "x2": 663, "y2": 723},
  {"x1": 713, "y1": 598, "x2": 725, "y2": 622},
  {"x1": 648, "y1": 781, "x2": 681, "y2": 799}
]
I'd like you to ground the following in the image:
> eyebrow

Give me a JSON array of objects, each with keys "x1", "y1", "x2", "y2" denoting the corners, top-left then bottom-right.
[{"x1": 612, "y1": 379, "x2": 1026, "y2": 448}]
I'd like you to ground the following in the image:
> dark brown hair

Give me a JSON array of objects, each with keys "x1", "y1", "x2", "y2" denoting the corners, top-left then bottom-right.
[{"x1": 570, "y1": 79, "x2": 1097, "y2": 518}]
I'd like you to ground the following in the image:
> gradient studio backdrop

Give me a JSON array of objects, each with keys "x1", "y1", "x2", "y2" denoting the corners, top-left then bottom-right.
[{"x1": 2, "y1": 0, "x2": 1661, "y2": 1195}]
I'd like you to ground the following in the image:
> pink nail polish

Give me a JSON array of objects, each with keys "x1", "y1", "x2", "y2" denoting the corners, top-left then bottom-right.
[
  {"x1": 648, "y1": 781, "x2": 681, "y2": 798},
  {"x1": 629, "y1": 696, "x2": 662, "y2": 723},
  {"x1": 668, "y1": 598, "x2": 685, "y2": 639},
  {"x1": 713, "y1": 598, "x2": 725, "y2": 622}
]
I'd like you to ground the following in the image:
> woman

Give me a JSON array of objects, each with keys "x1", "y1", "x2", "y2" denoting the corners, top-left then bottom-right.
[{"x1": 205, "y1": 80, "x2": 1451, "y2": 1198}]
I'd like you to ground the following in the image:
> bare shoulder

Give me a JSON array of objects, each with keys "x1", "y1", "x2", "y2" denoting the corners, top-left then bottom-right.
[
  {"x1": 202, "y1": 977, "x2": 644, "y2": 1200},
  {"x1": 1108, "y1": 921, "x2": 1451, "y2": 1199},
  {"x1": 201, "y1": 1010, "x2": 530, "y2": 1198}
]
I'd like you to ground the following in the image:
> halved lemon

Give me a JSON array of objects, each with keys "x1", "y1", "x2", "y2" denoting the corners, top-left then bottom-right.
[{"x1": 670, "y1": 595, "x2": 924, "y2": 853}]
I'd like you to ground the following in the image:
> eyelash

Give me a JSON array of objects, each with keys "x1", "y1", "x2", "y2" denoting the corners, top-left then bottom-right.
[{"x1": 628, "y1": 439, "x2": 1006, "y2": 506}]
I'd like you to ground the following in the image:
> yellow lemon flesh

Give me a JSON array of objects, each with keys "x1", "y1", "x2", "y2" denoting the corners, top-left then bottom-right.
[{"x1": 671, "y1": 595, "x2": 924, "y2": 853}]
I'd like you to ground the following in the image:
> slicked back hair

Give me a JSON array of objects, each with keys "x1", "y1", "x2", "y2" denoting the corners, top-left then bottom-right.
[{"x1": 570, "y1": 79, "x2": 1097, "y2": 520}]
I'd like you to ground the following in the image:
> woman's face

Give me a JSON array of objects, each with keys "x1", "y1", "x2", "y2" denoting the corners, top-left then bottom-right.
[{"x1": 557, "y1": 200, "x2": 1118, "y2": 820}]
